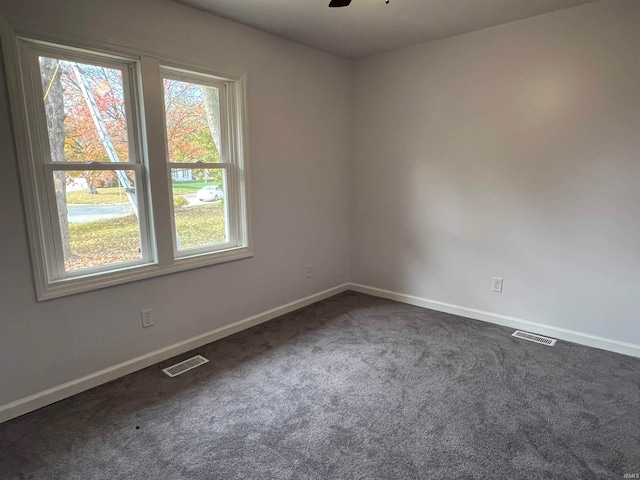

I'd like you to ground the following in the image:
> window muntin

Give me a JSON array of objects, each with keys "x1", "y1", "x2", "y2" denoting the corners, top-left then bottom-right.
[{"x1": 7, "y1": 33, "x2": 251, "y2": 300}]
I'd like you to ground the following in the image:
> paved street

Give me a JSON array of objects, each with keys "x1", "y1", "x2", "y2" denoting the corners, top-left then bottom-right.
[
  {"x1": 67, "y1": 204, "x2": 134, "y2": 223},
  {"x1": 67, "y1": 195, "x2": 219, "y2": 223}
]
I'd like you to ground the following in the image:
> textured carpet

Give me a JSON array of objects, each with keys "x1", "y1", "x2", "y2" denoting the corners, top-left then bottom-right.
[{"x1": 1, "y1": 291, "x2": 639, "y2": 479}]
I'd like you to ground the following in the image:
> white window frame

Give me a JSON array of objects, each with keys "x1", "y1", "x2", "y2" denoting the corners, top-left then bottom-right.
[
  {"x1": 161, "y1": 67, "x2": 245, "y2": 259},
  {"x1": 19, "y1": 43, "x2": 154, "y2": 280},
  {"x1": 1, "y1": 21, "x2": 252, "y2": 300}
]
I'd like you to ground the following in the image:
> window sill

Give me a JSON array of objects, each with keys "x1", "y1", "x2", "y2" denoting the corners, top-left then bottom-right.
[{"x1": 38, "y1": 246, "x2": 253, "y2": 301}]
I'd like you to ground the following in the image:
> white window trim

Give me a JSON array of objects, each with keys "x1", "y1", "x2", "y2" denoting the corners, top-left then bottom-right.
[
  {"x1": 19, "y1": 44, "x2": 155, "y2": 280},
  {"x1": 160, "y1": 67, "x2": 244, "y2": 259},
  {"x1": 1, "y1": 19, "x2": 252, "y2": 301}
]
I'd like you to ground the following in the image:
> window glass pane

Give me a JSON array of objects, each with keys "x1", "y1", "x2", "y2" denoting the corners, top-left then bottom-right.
[
  {"x1": 54, "y1": 170, "x2": 142, "y2": 272},
  {"x1": 163, "y1": 78, "x2": 221, "y2": 163},
  {"x1": 171, "y1": 168, "x2": 228, "y2": 251},
  {"x1": 38, "y1": 56, "x2": 131, "y2": 163}
]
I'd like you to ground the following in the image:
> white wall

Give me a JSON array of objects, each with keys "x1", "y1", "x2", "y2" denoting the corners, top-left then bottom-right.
[
  {"x1": 351, "y1": 0, "x2": 640, "y2": 346},
  {"x1": 0, "y1": 0, "x2": 351, "y2": 405}
]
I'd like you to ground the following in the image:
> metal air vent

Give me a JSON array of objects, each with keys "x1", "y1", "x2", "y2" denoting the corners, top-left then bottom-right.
[
  {"x1": 512, "y1": 330, "x2": 556, "y2": 346},
  {"x1": 162, "y1": 355, "x2": 209, "y2": 377}
]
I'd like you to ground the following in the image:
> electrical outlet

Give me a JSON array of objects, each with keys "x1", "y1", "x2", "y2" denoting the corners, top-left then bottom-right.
[
  {"x1": 306, "y1": 265, "x2": 312, "y2": 279},
  {"x1": 492, "y1": 277, "x2": 503, "y2": 293},
  {"x1": 141, "y1": 309, "x2": 154, "y2": 328}
]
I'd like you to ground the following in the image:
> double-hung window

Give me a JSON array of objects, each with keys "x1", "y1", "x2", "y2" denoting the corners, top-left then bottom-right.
[
  {"x1": 162, "y1": 69, "x2": 241, "y2": 257},
  {"x1": 3, "y1": 30, "x2": 250, "y2": 300}
]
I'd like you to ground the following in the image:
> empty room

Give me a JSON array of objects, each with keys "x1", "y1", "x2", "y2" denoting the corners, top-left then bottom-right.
[{"x1": 0, "y1": 0, "x2": 638, "y2": 478}]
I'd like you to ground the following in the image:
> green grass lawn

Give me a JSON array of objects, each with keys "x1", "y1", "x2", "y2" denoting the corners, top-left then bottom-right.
[
  {"x1": 171, "y1": 181, "x2": 219, "y2": 195},
  {"x1": 66, "y1": 215, "x2": 141, "y2": 271},
  {"x1": 66, "y1": 187, "x2": 130, "y2": 205},
  {"x1": 66, "y1": 203, "x2": 226, "y2": 271},
  {"x1": 175, "y1": 203, "x2": 227, "y2": 248}
]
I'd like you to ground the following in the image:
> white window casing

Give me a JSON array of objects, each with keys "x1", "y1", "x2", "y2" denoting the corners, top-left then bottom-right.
[{"x1": 1, "y1": 20, "x2": 252, "y2": 300}]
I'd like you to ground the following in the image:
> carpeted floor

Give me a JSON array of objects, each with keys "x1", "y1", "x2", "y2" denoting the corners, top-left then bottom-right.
[{"x1": 1, "y1": 291, "x2": 639, "y2": 479}]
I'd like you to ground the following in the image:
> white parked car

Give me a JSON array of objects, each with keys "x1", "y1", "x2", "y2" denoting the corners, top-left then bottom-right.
[{"x1": 196, "y1": 185, "x2": 224, "y2": 202}]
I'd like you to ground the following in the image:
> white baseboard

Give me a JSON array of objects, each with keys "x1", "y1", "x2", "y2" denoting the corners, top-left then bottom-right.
[
  {"x1": 348, "y1": 283, "x2": 640, "y2": 359},
  {"x1": 3, "y1": 282, "x2": 637, "y2": 424},
  {"x1": 0, "y1": 283, "x2": 350, "y2": 424}
]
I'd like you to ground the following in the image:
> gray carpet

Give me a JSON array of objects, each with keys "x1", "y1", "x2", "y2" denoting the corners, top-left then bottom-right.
[{"x1": 1, "y1": 291, "x2": 639, "y2": 479}]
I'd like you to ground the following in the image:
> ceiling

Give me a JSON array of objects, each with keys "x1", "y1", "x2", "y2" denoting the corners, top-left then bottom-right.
[{"x1": 174, "y1": 0, "x2": 600, "y2": 59}]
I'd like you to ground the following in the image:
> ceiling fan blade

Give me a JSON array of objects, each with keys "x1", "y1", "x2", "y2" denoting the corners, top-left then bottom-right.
[{"x1": 329, "y1": 0, "x2": 352, "y2": 7}]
